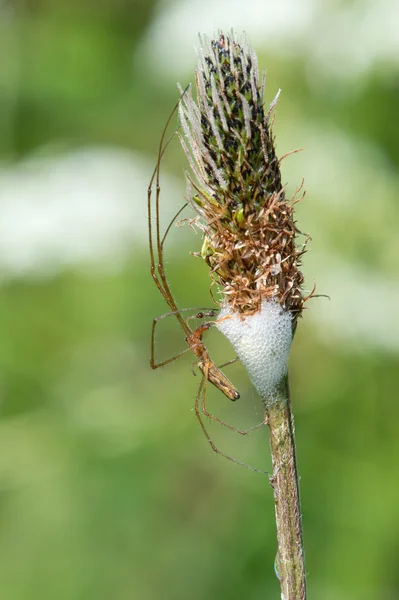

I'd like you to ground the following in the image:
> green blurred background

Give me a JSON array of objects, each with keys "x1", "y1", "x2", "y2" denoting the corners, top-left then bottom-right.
[{"x1": 0, "y1": 0, "x2": 398, "y2": 598}]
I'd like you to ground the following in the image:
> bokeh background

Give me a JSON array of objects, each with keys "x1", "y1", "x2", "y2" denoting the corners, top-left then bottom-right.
[{"x1": 1, "y1": 0, "x2": 398, "y2": 598}]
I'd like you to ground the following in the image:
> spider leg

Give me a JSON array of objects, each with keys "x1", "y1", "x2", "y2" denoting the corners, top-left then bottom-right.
[
  {"x1": 201, "y1": 380, "x2": 267, "y2": 436},
  {"x1": 147, "y1": 89, "x2": 192, "y2": 338},
  {"x1": 150, "y1": 307, "x2": 218, "y2": 370},
  {"x1": 200, "y1": 361, "x2": 267, "y2": 436},
  {"x1": 217, "y1": 357, "x2": 239, "y2": 369},
  {"x1": 195, "y1": 371, "x2": 269, "y2": 475}
]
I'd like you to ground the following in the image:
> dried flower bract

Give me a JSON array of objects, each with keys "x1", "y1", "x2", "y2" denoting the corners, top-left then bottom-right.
[{"x1": 179, "y1": 32, "x2": 311, "y2": 324}]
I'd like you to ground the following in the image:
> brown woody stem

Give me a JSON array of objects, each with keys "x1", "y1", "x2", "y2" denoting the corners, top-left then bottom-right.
[{"x1": 265, "y1": 375, "x2": 306, "y2": 600}]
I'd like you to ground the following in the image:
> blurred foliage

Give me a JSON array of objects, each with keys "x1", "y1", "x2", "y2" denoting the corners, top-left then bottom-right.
[{"x1": 0, "y1": 1, "x2": 399, "y2": 599}]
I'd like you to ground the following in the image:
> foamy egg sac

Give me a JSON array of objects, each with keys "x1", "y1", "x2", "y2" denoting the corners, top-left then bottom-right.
[{"x1": 216, "y1": 300, "x2": 293, "y2": 401}]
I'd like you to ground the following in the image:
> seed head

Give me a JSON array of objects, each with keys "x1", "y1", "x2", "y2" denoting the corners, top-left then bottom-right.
[{"x1": 179, "y1": 32, "x2": 311, "y2": 324}]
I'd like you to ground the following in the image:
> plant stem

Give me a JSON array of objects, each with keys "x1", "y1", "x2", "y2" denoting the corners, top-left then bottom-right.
[{"x1": 264, "y1": 375, "x2": 306, "y2": 600}]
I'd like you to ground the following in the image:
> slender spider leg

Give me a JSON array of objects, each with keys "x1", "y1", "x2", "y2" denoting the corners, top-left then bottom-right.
[
  {"x1": 147, "y1": 88, "x2": 191, "y2": 337},
  {"x1": 151, "y1": 346, "x2": 191, "y2": 370},
  {"x1": 190, "y1": 358, "x2": 200, "y2": 376},
  {"x1": 194, "y1": 375, "x2": 269, "y2": 475},
  {"x1": 161, "y1": 202, "x2": 188, "y2": 247},
  {"x1": 150, "y1": 308, "x2": 218, "y2": 370},
  {"x1": 200, "y1": 360, "x2": 267, "y2": 436},
  {"x1": 217, "y1": 357, "x2": 240, "y2": 369}
]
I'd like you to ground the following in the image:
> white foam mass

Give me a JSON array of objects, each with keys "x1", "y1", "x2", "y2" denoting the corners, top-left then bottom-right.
[{"x1": 216, "y1": 300, "x2": 293, "y2": 399}]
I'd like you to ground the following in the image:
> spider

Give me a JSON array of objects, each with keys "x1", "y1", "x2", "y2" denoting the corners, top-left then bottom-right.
[{"x1": 147, "y1": 93, "x2": 267, "y2": 473}]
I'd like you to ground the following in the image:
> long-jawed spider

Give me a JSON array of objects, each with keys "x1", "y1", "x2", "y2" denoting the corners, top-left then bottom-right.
[{"x1": 147, "y1": 93, "x2": 267, "y2": 473}]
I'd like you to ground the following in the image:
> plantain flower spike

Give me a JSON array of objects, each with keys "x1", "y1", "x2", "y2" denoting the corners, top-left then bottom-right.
[{"x1": 178, "y1": 32, "x2": 312, "y2": 399}]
